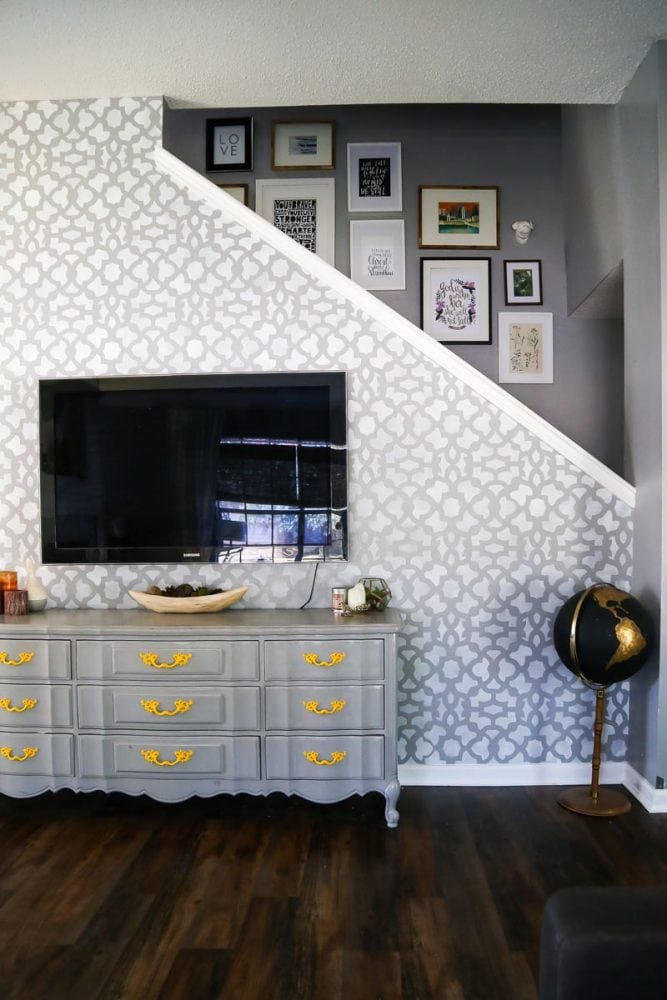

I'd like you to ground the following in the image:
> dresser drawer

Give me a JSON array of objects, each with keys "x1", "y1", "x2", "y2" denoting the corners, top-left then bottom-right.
[
  {"x1": 79, "y1": 735, "x2": 260, "y2": 779},
  {"x1": 78, "y1": 685, "x2": 261, "y2": 731},
  {"x1": 76, "y1": 640, "x2": 259, "y2": 681},
  {"x1": 266, "y1": 685, "x2": 384, "y2": 731},
  {"x1": 0, "y1": 640, "x2": 70, "y2": 681},
  {"x1": 0, "y1": 732, "x2": 74, "y2": 776},
  {"x1": 265, "y1": 735, "x2": 384, "y2": 780},
  {"x1": 264, "y1": 640, "x2": 384, "y2": 681},
  {"x1": 0, "y1": 685, "x2": 72, "y2": 728}
]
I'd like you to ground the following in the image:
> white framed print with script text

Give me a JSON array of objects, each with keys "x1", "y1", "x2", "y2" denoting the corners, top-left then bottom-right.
[
  {"x1": 498, "y1": 311, "x2": 553, "y2": 383},
  {"x1": 420, "y1": 257, "x2": 491, "y2": 343},
  {"x1": 347, "y1": 142, "x2": 402, "y2": 212},
  {"x1": 350, "y1": 219, "x2": 405, "y2": 290}
]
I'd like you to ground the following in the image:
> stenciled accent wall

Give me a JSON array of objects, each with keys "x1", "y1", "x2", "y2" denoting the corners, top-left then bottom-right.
[{"x1": 0, "y1": 97, "x2": 633, "y2": 767}]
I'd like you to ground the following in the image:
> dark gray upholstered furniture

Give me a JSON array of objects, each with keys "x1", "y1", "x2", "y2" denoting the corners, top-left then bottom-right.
[{"x1": 540, "y1": 886, "x2": 667, "y2": 999}]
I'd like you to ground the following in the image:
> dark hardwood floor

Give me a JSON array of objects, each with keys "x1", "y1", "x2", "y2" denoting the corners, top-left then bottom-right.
[{"x1": 0, "y1": 785, "x2": 666, "y2": 1000}]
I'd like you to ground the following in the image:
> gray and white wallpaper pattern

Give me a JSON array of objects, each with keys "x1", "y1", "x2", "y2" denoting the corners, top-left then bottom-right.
[{"x1": 0, "y1": 98, "x2": 633, "y2": 765}]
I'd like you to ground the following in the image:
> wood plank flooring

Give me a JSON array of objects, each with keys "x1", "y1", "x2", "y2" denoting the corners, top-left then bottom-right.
[{"x1": 0, "y1": 786, "x2": 666, "y2": 1000}]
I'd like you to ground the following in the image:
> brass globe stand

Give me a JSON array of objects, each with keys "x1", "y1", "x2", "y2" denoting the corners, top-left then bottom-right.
[{"x1": 558, "y1": 687, "x2": 631, "y2": 817}]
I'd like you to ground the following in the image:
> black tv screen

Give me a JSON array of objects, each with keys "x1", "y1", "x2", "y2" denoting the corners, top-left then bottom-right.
[{"x1": 39, "y1": 372, "x2": 348, "y2": 564}]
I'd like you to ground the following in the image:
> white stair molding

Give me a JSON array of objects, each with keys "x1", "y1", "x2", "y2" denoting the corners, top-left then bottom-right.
[{"x1": 154, "y1": 144, "x2": 635, "y2": 510}]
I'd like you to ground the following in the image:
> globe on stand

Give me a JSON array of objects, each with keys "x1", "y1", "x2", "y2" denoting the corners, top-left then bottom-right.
[{"x1": 553, "y1": 583, "x2": 652, "y2": 817}]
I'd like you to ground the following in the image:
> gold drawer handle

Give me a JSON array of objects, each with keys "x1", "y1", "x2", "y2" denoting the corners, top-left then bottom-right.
[
  {"x1": 0, "y1": 746, "x2": 39, "y2": 762},
  {"x1": 303, "y1": 750, "x2": 347, "y2": 767},
  {"x1": 139, "y1": 652, "x2": 193, "y2": 670},
  {"x1": 302, "y1": 651, "x2": 347, "y2": 668},
  {"x1": 0, "y1": 698, "x2": 38, "y2": 714},
  {"x1": 303, "y1": 699, "x2": 347, "y2": 715},
  {"x1": 0, "y1": 652, "x2": 35, "y2": 667},
  {"x1": 140, "y1": 749, "x2": 194, "y2": 767},
  {"x1": 140, "y1": 699, "x2": 194, "y2": 717}
]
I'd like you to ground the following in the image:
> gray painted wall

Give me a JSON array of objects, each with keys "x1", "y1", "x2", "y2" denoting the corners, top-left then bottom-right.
[
  {"x1": 617, "y1": 44, "x2": 665, "y2": 784},
  {"x1": 561, "y1": 105, "x2": 622, "y2": 315},
  {"x1": 164, "y1": 102, "x2": 624, "y2": 473}
]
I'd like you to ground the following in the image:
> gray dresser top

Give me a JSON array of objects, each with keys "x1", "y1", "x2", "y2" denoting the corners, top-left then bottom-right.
[{"x1": 0, "y1": 608, "x2": 403, "y2": 637}]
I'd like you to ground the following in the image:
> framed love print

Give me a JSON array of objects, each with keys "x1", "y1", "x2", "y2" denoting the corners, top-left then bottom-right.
[{"x1": 205, "y1": 117, "x2": 253, "y2": 172}]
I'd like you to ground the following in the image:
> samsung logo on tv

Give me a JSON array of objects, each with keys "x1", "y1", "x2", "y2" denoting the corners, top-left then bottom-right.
[{"x1": 182, "y1": 552, "x2": 201, "y2": 558}]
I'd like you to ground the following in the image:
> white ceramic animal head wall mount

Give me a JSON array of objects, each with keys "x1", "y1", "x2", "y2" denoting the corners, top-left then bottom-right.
[{"x1": 512, "y1": 220, "x2": 534, "y2": 244}]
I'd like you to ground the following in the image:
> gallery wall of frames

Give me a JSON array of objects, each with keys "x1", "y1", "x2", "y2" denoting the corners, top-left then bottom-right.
[{"x1": 163, "y1": 101, "x2": 623, "y2": 471}]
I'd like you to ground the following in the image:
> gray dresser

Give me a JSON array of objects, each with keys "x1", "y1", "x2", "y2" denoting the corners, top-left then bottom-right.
[{"x1": 0, "y1": 608, "x2": 402, "y2": 827}]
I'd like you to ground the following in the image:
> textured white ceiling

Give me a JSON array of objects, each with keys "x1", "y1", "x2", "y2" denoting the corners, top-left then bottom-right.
[{"x1": 1, "y1": 0, "x2": 666, "y2": 106}]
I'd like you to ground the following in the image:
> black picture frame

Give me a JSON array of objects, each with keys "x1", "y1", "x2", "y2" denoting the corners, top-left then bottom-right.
[
  {"x1": 420, "y1": 256, "x2": 492, "y2": 344},
  {"x1": 205, "y1": 117, "x2": 253, "y2": 172}
]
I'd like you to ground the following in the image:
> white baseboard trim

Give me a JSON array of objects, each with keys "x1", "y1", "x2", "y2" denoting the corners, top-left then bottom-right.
[
  {"x1": 623, "y1": 763, "x2": 667, "y2": 813},
  {"x1": 398, "y1": 761, "x2": 667, "y2": 812},
  {"x1": 398, "y1": 761, "x2": 626, "y2": 787}
]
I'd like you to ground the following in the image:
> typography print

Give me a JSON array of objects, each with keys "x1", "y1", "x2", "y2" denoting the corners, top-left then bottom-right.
[{"x1": 273, "y1": 198, "x2": 317, "y2": 252}]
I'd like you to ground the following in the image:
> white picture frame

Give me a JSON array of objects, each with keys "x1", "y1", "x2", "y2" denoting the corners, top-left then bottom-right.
[
  {"x1": 255, "y1": 178, "x2": 335, "y2": 264},
  {"x1": 347, "y1": 142, "x2": 402, "y2": 212},
  {"x1": 498, "y1": 311, "x2": 553, "y2": 383},
  {"x1": 349, "y1": 219, "x2": 405, "y2": 290}
]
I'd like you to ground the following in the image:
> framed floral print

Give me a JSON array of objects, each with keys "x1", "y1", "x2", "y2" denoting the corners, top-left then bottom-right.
[{"x1": 420, "y1": 257, "x2": 491, "y2": 344}]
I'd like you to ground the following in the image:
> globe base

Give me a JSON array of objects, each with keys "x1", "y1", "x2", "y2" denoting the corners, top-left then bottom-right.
[{"x1": 558, "y1": 786, "x2": 631, "y2": 817}]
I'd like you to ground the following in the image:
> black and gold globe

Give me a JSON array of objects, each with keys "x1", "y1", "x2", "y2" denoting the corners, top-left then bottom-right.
[{"x1": 554, "y1": 583, "x2": 652, "y2": 687}]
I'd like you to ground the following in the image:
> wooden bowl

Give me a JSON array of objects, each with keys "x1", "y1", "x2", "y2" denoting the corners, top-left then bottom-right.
[{"x1": 128, "y1": 586, "x2": 249, "y2": 614}]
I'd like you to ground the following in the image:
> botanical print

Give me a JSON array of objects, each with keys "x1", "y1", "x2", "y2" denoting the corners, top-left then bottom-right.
[
  {"x1": 273, "y1": 198, "x2": 317, "y2": 252},
  {"x1": 359, "y1": 158, "x2": 391, "y2": 198},
  {"x1": 434, "y1": 277, "x2": 477, "y2": 331},
  {"x1": 509, "y1": 322, "x2": 543, "y2": 373},
  {"x1": 438, "y1": 201, "x2": 480, "y2": 234},
  {"x1": 512, "y1": 268, "x2": 534, "y2": 297}
]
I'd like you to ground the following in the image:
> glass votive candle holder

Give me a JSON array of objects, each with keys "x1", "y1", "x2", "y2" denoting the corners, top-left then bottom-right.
[{"x1": 0, "y1": 571, "x2": 17, "y2": 592}]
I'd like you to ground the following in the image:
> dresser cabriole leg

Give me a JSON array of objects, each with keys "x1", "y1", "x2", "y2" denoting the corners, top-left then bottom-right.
[{"x1": 384, "y1": 778, "x2": 400, "y2": 828}]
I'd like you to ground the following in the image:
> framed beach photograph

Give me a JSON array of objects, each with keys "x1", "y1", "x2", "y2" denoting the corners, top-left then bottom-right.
[
  {"x1": 419, "y1": 185, "x2": 499, "y2": 249},
  {"x1": 498, "y1": 311, "x2": 553, "y2": 383},
  {"x1": 347, "y1": 142, "x2": 402, "y2": 212},
  {"x1": 255, "y1": 178, "x2": 335, "y2": 264},
  {"x1": 216, "y1": 183, "x2": 249, "y2": 205},
  {"x1": 350, "y1": 219, "x2": 405, "y2": 290},
  {"x1": 420, "y1": 257, "x2": 491, "y2": 344},
  {"x1": 272, "y1": 121, "x2": 335, "y2": 170},
  {"x1": 205, "y1": 117, "x2": 253, "y2": 172},
  {"x1": 504, "y1": 259, "x2": 543, "y2": 305}
]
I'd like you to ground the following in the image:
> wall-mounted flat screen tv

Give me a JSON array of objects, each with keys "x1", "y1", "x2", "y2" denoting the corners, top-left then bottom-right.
[{"x1": 39, "y1": 372, "x2": 348, "y2": 564}]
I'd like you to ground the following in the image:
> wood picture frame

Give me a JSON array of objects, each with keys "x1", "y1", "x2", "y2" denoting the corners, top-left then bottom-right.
[
  {"x1": 420, "y1": 257, "x2": 492, "y2": 344},
  {"x1": 272, "y1": 121, "x2": 335, "y2": 170},
  {"x1": 216, "y1": 183, "x2": 250, "y2": 206},
  {"x1": 419, "y1": 185, "x2": 499, "y2": 249}
]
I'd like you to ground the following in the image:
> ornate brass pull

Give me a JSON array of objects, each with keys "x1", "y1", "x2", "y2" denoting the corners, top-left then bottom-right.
[
  {"x1": 303, "y1": 750, "x2": 347, "y2": 766},
  {"x1": 140, "y1": 749, "x2": 194, "y2": 767},
  {"x1": 139, "y1": 652, "x2": 192, "y2": 670},
  {"x1": 0, "y1": 652, "x2": 35, "y2": 667},
  {"x1": 0, "y1": 698, "x2": 38, "y2": 713},
  {"x1": 303, "y1": 699, "x2": 347, "y2": 715},
  {"x1": 0, "y1": 746, "x2": 39, "y2": 762},
  {"x1": 140, "y1": 699, "x2": 194, "y2": 717},
  {"x1": 302, "y1": 652, "x2": 347, "y2": 668}
]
